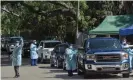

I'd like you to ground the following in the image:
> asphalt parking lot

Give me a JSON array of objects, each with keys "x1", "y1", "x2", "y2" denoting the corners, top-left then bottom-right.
[{"x1": 1, "y1": 52, "x2": 133, "y2": 80}]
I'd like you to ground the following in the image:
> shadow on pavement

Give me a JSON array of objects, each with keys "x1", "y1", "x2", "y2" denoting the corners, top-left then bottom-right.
[
  {"x1": 44, "y1": 73, "x2": 82, "y2": 79},
  {"x1": 40, "y1": 65, "x2": 123, "y2": 79},
  {"x1": 82, "y1": 74, "x2": 120, "y2": 79},
  {"x1": 39, "y1": 66, "x2": 66, "y2": 73},
  {"x1": 39, "y1": 66, "x2": 57, "y2": 69},
  {"x1": 44, "y1": 73, "x2": 122, "y2": 79},
  {"x1": 1, "y1": 77, "x2": 14, "y2": 79}
]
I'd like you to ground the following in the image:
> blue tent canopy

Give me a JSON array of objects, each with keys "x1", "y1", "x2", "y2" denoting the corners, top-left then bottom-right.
[{"x1": 119, "y1": 25, "x2": 133, "y2": 36}]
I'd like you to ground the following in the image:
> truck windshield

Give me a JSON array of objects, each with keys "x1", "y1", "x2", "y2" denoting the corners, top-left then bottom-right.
[
  {"x1": 24, "y1": 42, "x2": 31, "y2": 48},
  {"x1": 9, "y1": 38, "x2": 21, "y2": 43},
  {"x1": 89, "y1": 39, "x2": 122, "y2": 50},
  {"x1": 58, "y1": 45, "x2": 69, "y2": 54},
  {"x1": 44, "y1": 42, "x2": 61, "y2": 48}
]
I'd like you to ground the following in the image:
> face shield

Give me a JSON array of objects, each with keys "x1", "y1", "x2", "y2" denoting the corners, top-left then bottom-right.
[
  {"x1": 33, "y1": 40, "x2": 37, "y2": 44},
  {"x1": 69, "y1": 44, "x2": 73, "y2": 49},
  {"x1": 15, "y1": 41, "x2": 20, "y2": 47}
]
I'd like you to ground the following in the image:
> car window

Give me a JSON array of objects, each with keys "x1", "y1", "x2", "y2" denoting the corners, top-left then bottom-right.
[
  {"x1": 55, "y1": 45, "x2": 68, "y2": 54},
  {"x1": 39, "y1": 42, "x2": 43, "y2": 47},
  {"x1": 24, "y1": 42, "x2": 31, "y2": 48},
  {"x1": 44, "y1": 42, "x2": 61, "y2": 48},
  {"x1": 9, "y1": 38, "x2": 21, "y2": 43},
  {"x1": 58, "y1": 45, "x2": 67, "y2": 53},
  {"x1": 89, "y1": 39, "x2": 122, "y2": 50}
]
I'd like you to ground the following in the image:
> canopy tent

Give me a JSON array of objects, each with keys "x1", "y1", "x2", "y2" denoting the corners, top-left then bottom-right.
[
  {"x1": 89, "y1": 15, "x2": 133, "y2": 35},
  {"x1": 119, "y1": 25, "x2": 133, "y2": 36}
]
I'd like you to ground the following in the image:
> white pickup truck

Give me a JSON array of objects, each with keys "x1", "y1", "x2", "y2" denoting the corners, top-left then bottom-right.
[{"x1": 37, "y1": 40, "x2": 61, "y2": 63}]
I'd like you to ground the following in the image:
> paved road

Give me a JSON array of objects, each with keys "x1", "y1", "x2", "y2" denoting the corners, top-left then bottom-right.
[{"x1": 1, "y1": 52, "x2": 133, "y2": 80}]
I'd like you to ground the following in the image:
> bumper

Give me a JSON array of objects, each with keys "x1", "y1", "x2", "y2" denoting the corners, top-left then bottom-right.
[
  {"x1": 85, "y1": 63, "x2": 130, "y2": 74},
  {"x1": 23, "y1": 49, "x2": 30, "y2": 53},
  {"x1": 85, "y1": 70, "x2": 129, "y2": 74},
  {"x1": 43, "y1": 55, "x2": 50, "y2": 60}
]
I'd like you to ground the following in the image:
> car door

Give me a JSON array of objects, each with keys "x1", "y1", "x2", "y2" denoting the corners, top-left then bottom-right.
[
  {"x1": 54, "y1": 45, "x2": 59, "y2": 59},
  {"x1": 38, "y1": 42, "x2": 44, "y2": 58},
  {"x1": 51, "y1": 47, "x2": 57, "y2": 64}
]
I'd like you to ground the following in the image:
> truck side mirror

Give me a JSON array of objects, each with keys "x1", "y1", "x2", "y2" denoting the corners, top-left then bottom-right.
[
  {"x1": 55, "y1": 49, "x2": 59, "y2": 52},
  {"x1": 39, "y1": 46, "x2": 42, "y2": 48},
  {"x1": 123, "y1": 46, "x2": 129, "y2": 49},
  {"x1": 78, "y1": 47, "x2": 84, "y2": 52}
]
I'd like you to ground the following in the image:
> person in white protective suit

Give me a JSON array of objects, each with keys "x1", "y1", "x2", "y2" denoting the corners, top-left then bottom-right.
[
  {"x1": 12, "y1": 41, "x2": 23, "y2": 78},
  {"x1": 65, "y1": 44, "x2": 78, "y2": 76},
  {"x1": 30, "y1": 40, "x2": 38, "y2": 66}
]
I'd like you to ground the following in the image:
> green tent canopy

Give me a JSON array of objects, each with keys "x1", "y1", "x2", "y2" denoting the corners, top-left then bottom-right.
[{"x1": 89, "y1": 15, "x2": 133, "y2": 35}]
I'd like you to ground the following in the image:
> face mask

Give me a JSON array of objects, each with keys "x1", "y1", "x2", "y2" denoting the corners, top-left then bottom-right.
[
  {"x1": 69, "y1": 46, "x2": 73, "y2": 49},
  {"x1": 34, "y1": 42, "x2": 37, "y2": 44},
  {"x1": 16, "y1": 43, "x2": 19, "y2": 47},
  {"x1": 123, "y1": 41, "x2": 126, "y2": 45}
]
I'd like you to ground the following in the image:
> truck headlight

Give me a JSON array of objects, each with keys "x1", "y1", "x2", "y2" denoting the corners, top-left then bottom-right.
[
  {"x1": 59, "y1": 55, "x2": 64, "y2": 59},
  {"x1": 86, "y1": 54, "x2": 95, "y2": 60},
  {"x1": 11, "y1": 45, "x2": 14, "y2": 46},
  {"x1": 45, "y1": 51, "x2": 50, "y2": 54},
  {"x1": 52, "y1": 55, "x2": 55, "y2": 57},
  {"x1": 122, "y1": 63, "x2": 129, "y2": 70},
  {"x1": 122, "y1": 52, "x2": 128, "y2": 60}
]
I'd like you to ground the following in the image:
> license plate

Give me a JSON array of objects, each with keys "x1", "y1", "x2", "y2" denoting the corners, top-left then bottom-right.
[
  {"x1": 102, "y1": 67, "x2": 115, "y2": 71},
  {"x1": 102, "y1": 65, "x2": 116, "y2": 67}
]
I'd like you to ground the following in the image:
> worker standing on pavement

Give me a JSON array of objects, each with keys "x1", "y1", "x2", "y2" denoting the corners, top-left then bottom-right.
[
  {"x1": 65, "y1": 44, "x2": 78, "y2": 76},
  {"x1": 122, "y1": 42, "x2": 133, "y2": 73},
  {"x1": 30, "y1": 40, "x2": 38, "y2": 66},
  {"x1": 126, "y1": 42, "x2": 133, "y2": 73},
  {"x1": 12, "y1": 41, "x2": 23, "y2": 78}
]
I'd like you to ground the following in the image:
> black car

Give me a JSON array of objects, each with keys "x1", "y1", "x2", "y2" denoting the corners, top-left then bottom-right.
[
  {"x1": 22, "y1": 40, "x2": 31, "y2": 58},
  {"x1": 1, "y1": 37, "x2": 10, "y2": 51},
  {"x1": 50, "y1": 43, "x2": 69, "y2": 69}
]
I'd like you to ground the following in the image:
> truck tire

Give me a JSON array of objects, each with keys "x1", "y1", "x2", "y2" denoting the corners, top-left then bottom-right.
[
  {"x1": 122, "y1": 73, "x2": 129, "y2": 78},
  {"x1": 50, "y1": 58, "x2": 54, "y2": 67},
  {"x1": 38, "y1": 58, "x2": 41, "y2": 63},
  {"x1": 50, "y1": 64, "x2": 54, "y2": 67},
  {"x1": 41, "y1": 54, "x2": 44, "y2": 63},
  {"x1": 63, "y1": 61, "x2": 66, "y2": 70},
  {"x1": 83, "y1": 60, "x2": 88, "y2": 79},
  {"x1": 56, "y1": 59, "x2": 60, "y2": 68},
  {"x1": 84, "y1": 71, "x2": 88, "y2": 79},
  {"x1": 50, "y1": 63, "x2": 54, "y2": 67},
  {"x1": 77, "y1": 63, "x2": 82, "y2": 75}
]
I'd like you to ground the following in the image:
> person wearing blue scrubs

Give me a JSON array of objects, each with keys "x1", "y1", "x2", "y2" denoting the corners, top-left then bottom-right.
[
  {"x1": 65, "y1": 44, "x2": 78, "y2": 76},
  {"x1": 12, "y1": 41, "x2": 23, "y2": 78},
  {"x1": 30, "y1": 40, "x2": 38, "y2": 66}
]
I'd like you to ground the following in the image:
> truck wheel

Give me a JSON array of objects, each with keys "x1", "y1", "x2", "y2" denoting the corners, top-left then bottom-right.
[
  {"x1": 122, "y1": 73, "x2": 129, "y2": 78},
  {"x1": 50, "y1": 63, "x2": 54, "y2": 67},
  {"x1": 50, "y1": 58, "x2": 54, "y2": 67},
  {"x1": 83, "y1": 61, "x2": 88, "y2": 79},
  {"x1": 41, "y1": 54, "x2": 44, "y2": 63},
  {"x1": 84, "y1": 71, "x2": 88, "y2": 79},
  {"x1": 63, "y1": 61, "x2": 66, "y2": 70},
  {"x1": 77, "y1": 63, "x2": 82, "y2": 75},
  {"x1": 57, "y1": 60, "x2": 60, "y2": 68},
  {"x1": 38, "y1": 58, "x2": 41, "y2": 63}
]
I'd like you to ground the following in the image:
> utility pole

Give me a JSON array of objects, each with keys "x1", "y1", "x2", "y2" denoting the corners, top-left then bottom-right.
[
  {"x1": 75, "y1": 0, "x2": 80, "y2": 45},
  {"x1": 76, "y1": 0, "x2": 80, "y2": 39}
]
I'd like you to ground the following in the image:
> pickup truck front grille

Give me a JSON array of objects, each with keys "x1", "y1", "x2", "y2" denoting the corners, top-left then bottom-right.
[{"x1": 96, "y1": 54, "x2": 121, "y2": 62}]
